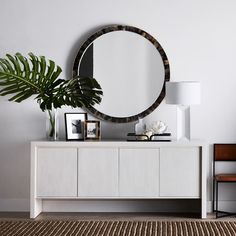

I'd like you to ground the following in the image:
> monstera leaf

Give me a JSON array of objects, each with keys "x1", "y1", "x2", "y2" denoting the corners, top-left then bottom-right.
[{"x1": 0, "y1": 52, "x2": 102, "y2": 111}]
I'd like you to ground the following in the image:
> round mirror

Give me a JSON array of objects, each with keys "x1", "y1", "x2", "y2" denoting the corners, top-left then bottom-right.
[{"x1": 73, "y1": 25, "x2": 170, "y2": 123}]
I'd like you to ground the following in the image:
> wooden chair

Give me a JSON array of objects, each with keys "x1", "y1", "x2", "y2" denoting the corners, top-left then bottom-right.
[{"x1": 213, "y1": 144, "x2": 236, "y2": 218}]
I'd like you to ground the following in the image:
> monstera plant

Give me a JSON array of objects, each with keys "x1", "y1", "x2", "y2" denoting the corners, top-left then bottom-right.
[{"x1": 0, "y1": 52, "x2": 103, "y2": 139}]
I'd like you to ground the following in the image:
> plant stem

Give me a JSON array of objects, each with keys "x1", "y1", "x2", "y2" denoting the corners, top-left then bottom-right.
[{"x1": 48, "y1": 109, "x2": 55, "y2": 138}]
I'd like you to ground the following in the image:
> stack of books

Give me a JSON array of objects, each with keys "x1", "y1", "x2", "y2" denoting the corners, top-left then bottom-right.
[
  {"x1": 127, "y1": 133, "x2": 171, "y2": 142},
  {"x1": 150, "y1": 133, "x2": 171, "y2": 142}
]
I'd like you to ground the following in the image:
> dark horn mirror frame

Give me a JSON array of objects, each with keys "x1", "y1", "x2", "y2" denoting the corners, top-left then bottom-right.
[{"x1": 73, "y1": 25, "x2": 170, "y2": 123}]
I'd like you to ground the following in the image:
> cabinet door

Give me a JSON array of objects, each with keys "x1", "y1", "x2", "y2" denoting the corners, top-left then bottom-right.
[
  {"x1": 37, "y1": 148, "x2": 77, "y2": 197},
  {"x1": 160, "y1": 147, "x2": 200, "y2": 197},
  {"x1": 119, "y1": 149, "x2": 159, "y2": 197},
  {"x1": 78, "y1": 148, "x2": 118, "y2": 197}
]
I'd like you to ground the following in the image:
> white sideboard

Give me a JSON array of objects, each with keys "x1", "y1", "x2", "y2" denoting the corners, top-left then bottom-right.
[{"x1": 30, "y1": 140, "x2": 206, "y2": 218}]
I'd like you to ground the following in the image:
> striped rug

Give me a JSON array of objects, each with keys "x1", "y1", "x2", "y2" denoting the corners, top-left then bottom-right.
[{"x1": 1, "y1": 220, "x2": 236, "y2": 236}]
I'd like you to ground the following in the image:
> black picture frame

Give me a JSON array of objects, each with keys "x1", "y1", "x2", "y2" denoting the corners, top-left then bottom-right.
[{"x1": 65, "y1": 113, "x2": 87, "y2": 141}]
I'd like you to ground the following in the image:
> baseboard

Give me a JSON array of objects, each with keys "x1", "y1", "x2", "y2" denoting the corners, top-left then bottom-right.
[
  {"x1": 1, "y1": 198, "x2": 236, "y2": 214},
  {"x1": 0, "y1": 198, "x2": 29, "y2": 211},
  {"x1": 42, "y1": 199, "x2": 201, "y2": 213},
  {"x1": 207, "y1": 200, "x2": 236, "y2": 213}
]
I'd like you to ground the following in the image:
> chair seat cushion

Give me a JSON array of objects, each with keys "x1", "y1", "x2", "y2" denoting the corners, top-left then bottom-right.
[{"x1": 215, "y1": 174, "x2": 236, "y2": 182}]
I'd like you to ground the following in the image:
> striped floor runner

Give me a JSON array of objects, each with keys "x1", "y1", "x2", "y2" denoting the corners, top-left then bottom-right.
[{"x1": 1, "y1": 220, "x2": 236, "y2": 236}]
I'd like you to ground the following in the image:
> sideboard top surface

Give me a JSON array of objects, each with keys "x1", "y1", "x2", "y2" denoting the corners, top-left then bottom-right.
[{"x1": 31, "y1": 140, "x2": 205, "y2": 148}]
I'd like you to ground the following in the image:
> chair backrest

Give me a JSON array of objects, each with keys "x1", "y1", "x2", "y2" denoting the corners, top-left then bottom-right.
[{"x1": 214, "y1": 144, "x2": 236, "y2": 162}]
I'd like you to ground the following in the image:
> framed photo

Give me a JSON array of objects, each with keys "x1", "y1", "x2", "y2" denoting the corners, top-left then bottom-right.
[
  {"x1": 65, "y1": 113, "x2": 87, "y2": 141},
  {"x1": 85, "y1": 120, "x2": 101, "y2": 140}
]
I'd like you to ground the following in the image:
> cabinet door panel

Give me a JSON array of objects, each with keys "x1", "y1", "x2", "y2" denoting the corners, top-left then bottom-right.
[
  {"x1": 160, "y1": 147, "x2": 200, "y2": 197},
  {"x1": 78, "y1": 148, "x2": 118, "y2": 197},
  {"x1": 120, "y1": 149, "x2": 159, "y2": 197},
  {"x1": 37, "y1": 148, "x2": 77, "y2": 197}
]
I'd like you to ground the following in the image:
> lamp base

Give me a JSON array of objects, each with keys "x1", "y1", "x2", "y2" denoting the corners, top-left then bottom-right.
[{"x1": 177, "y1": 105, "x2": 190, "y2": 141}]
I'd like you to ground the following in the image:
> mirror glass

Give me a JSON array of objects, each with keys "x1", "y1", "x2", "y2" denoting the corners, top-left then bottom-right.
[{"x1": 73, "y1": 25, "x2": 170, "y2": 123}]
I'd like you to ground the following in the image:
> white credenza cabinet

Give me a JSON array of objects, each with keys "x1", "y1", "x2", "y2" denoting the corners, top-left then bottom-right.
[
  {"x1": 160, "y1": 147, "x2": 200, "y2": 197},
  {"x1": 31, "y1": 141, "x2": 206, "y2": 218},
  {"x1": 78, "y1": 148, "x2": 119, "y2": 197},
  {"x1": 119, "y1": 149, "x2": 159, "y2": 197},
  {"x1": 37, "y1": 148, "x2": 77, "y2": 197}
]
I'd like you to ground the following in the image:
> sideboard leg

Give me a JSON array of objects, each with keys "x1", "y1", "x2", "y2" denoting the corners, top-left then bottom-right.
[
  {"x1": 30, "y1": 143, "x2": 42, "y2": 218},
  {"x1": 30, "y1": 199, "x2": 42, "y2": 219},
  {"x1": 201, "y1": 145, "x2": 207, "y2": 218}
]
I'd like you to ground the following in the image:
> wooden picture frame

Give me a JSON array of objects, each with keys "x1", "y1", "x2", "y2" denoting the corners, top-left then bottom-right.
[
  {"x1": 85, "y1": 120, "x2": 101, "y2": 140},
  {"x1": 65, "y1": 113, "x2": 87, "y2": 141}
]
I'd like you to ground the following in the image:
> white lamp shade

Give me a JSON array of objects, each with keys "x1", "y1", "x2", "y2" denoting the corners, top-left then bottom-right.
[{"x1": 166, "y1": 81, "x2": 201, "y2": 105}]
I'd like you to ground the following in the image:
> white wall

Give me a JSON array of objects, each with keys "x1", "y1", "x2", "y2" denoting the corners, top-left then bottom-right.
[{"x1": 1, "y1": 0, "x2": 236, "y2": 212}]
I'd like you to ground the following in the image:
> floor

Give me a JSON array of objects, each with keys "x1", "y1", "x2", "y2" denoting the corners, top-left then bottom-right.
[{"x1": 0, "y1": 212, "x2": 235, "y2": 221}]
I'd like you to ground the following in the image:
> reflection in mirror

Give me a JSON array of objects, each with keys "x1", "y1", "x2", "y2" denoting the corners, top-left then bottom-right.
[{"x1": 73, "y1": 25, "x2": 170, "y2": 123}]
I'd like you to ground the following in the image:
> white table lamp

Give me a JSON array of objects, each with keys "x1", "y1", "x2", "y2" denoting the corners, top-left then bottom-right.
[{"x1": 166, "y1": 81, "x2": 200, "y2": 141}]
